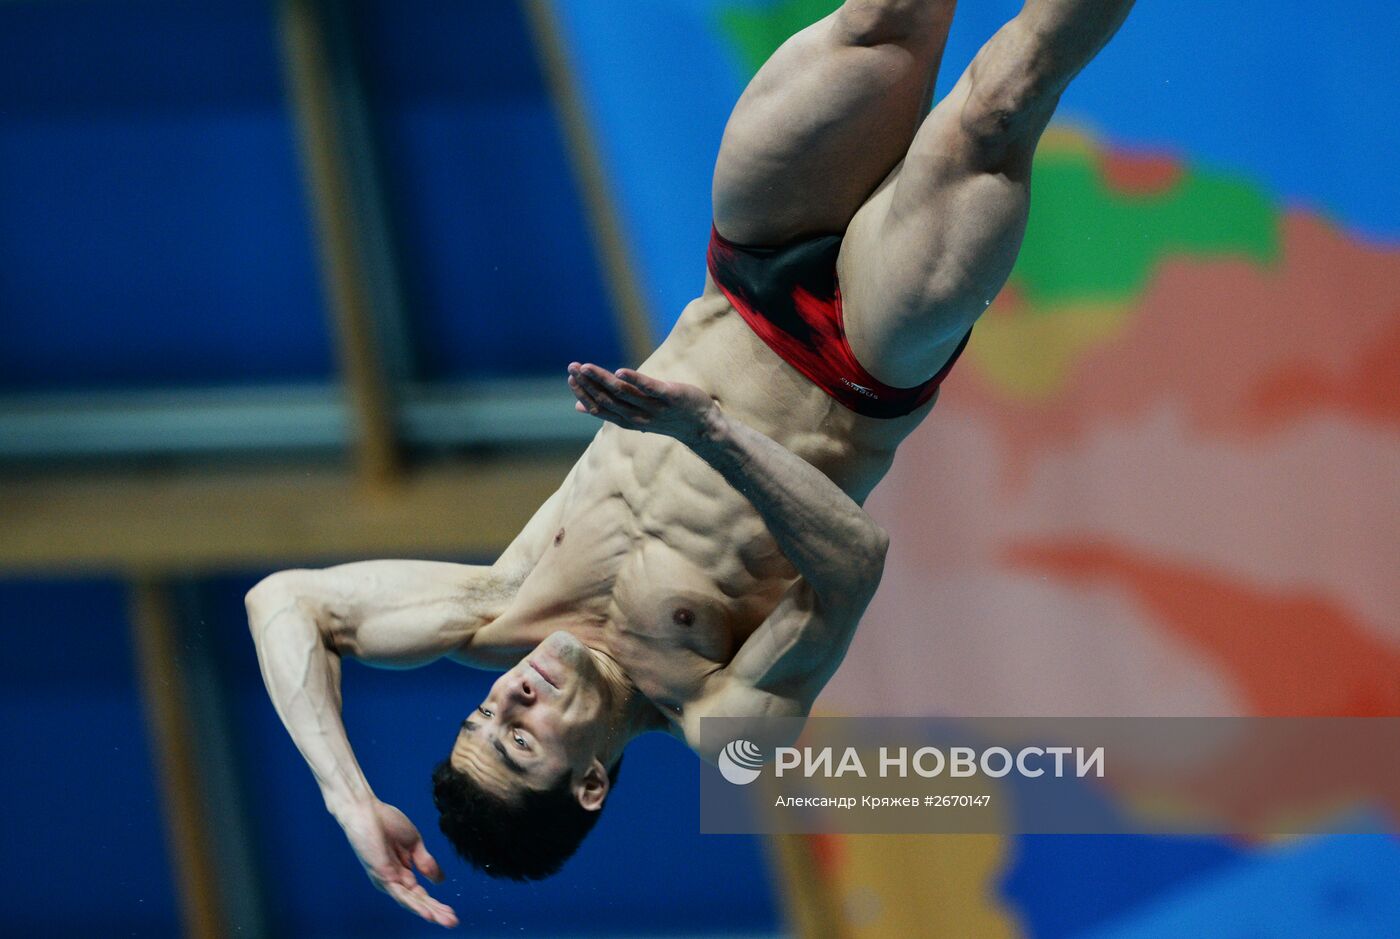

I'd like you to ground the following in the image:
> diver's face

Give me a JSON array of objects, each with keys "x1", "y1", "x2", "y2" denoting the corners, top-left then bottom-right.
[{"x1": 450, "y1": 631, "x2": 611, "y2": 799}]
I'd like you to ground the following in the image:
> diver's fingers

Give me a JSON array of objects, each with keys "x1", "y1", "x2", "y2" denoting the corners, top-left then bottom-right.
[
  {"x1": 568, "y1": 373, "x2": 605, "y2": 414},
  {"x1": 580, "y1": 365, "x2": 651, "y2": 406},
  {"x1": 385, "y1": 881, "x2": 457, "y2": 928},
  {"x1": 411, "y1": 841, "x2": 445, "y2": 885},
  {"x1": 614, "y1": 368, "x2": 669, "y2": 399},
  {"x1": 574, "y1": 370, "x2": 649, "y2": 419}
]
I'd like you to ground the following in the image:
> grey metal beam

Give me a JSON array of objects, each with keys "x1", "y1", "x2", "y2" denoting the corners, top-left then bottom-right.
[{"x1": 0, "y1": 380, "x2": 596, "y2": 460}]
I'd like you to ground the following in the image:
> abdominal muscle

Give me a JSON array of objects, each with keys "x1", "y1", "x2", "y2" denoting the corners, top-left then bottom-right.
[
  {"x1": 649, "y1": 278, "x2": 928, "y2": 498},
  {"x1": 494, "y1": 279, "x2": 929, "y2": 713}
]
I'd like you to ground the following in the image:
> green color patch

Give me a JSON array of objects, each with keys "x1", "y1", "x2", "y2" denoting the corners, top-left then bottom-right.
[
  {"x1": 718, "y1": 0, "x2": 840, "y2": 75},
  {"x1": 1012, "y1": 149, "x2": 1280, "y2": 307}
]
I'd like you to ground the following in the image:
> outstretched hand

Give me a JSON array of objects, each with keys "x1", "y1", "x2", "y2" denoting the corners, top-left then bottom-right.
[
  {"x1": 567, "y1": 362, "x2": 721, "y2": 445},
  {"x1": 339, "y1": 799, "x2": 458, "y2": 928}
]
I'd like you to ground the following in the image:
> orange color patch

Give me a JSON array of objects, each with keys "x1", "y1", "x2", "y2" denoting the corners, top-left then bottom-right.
[
  {"x1": 1100, "y1": 149, "x2": 1184, "y2": 196},
  {"x1": 958, "y1": 213, "x2": 1400, "y2": 484},
  {"x1": 804, "y1": 833, "x2": 843, "y2": 879},
  {"x1": 1005, "y1": 540, "x2": 1400, "y2": 717},
  {"x1": 989, "y1": 281, "x2": 1028, "y2": 315},
  {"x1": 1248, "y1": 312, "x2": 1400, "y2": 430}
]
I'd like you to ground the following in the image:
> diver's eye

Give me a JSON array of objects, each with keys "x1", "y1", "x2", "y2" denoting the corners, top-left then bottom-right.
[
  {"x1": 479, "y1": 706, "x2": 493, "y2": 718},
  {"x1": 513, "y1": 732, "x2": 527, "y2": 750}
]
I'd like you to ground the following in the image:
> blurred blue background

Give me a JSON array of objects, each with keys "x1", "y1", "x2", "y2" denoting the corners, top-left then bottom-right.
[{"x1": 0, "y1": 1, "x2": 765, "y2": 936}]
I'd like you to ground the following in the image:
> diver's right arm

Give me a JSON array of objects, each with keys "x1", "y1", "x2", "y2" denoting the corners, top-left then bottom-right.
[
  {"x1": 246, "y1": 559, "x2": 514, "y2": 813},
  {"x1": 246, "y1": 471, "x2": 568, "y2": 798},
  {"x1": 245, "y1": 559, "x2": 517, "y2": 928},
  {"x1": 244, "y1": 484, "x2": 569, "y2": 927}
]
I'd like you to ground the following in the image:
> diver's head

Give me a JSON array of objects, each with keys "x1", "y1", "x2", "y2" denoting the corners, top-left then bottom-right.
[{"x1": 433, "y1": 630, "x2": 628, "y2": 880}]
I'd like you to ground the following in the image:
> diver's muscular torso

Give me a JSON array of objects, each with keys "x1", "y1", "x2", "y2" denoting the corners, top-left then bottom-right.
[{"x1": 467, "y1": 277, "x2": 932, "y2": 723}]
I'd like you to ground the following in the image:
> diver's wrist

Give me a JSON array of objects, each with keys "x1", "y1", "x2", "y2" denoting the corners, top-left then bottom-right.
[
  {"x1": 686, "y1": 401, "x2": 730, "y2": 451},
  {"x1": 323, "y1": 779, "x2": 376, "y2": 823}
]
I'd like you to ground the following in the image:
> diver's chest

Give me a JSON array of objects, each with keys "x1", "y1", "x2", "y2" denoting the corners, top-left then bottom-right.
[
  {"x1": 606, "y1": 588, "x2": 737, "y2": 716},
  {"x1": 608, "y1": 554, "x2": 740, "y2": 666}
]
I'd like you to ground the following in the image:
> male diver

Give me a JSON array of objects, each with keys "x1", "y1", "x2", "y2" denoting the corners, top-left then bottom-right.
[{"x1": 247, "y1": 0, "x2": 1134, "y2": 926}]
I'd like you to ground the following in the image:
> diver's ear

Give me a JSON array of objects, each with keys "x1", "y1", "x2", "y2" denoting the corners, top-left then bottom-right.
[{"x1": 573, "y1": 758, "x2": 610, "y2": 812}]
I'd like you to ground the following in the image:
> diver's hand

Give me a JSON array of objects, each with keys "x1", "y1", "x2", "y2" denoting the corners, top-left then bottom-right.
[
  {"x1": 338, "y1": 799, "x2": 458, "y2": 928},
  {"x1": 567, "y1": 362, "x2": 722, "y2": 445}
]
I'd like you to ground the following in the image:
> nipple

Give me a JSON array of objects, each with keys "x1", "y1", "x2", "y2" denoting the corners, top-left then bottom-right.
[
  {"x1": 672, "y1": 608, "x2": 695, "y2": 627},
  {"x1": 553, "y1": 528, "x2": 565, "y2": 546}
]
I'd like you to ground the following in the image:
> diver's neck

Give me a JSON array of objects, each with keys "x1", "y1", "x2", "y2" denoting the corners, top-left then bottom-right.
[
  {"x1": 459, "y1": 610, "x2": 609, "y2": 671},
  {"x1": 587, "y1": 643, "x2": 671, "y2": 756}
]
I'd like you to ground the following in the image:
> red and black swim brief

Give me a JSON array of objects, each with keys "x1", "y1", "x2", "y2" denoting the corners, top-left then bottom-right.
[{"x1": 706, "y1": 225, "x2": 969, "y2": 420}]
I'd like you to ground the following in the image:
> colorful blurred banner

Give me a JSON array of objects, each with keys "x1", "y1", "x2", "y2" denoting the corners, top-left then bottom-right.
[{"x1": 552, "y1": 0, "x2": 1400, "y2": 934}]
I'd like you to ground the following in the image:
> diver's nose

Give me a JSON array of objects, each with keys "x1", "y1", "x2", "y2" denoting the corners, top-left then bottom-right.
[{"x1": 507, "y1": 673, "x2": 536, "y2": 703}]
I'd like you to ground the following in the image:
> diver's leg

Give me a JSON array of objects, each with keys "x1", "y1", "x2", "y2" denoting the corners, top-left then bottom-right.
[
  {"x1": 839, "y1": 0, "x2": 1134, "y2": 386},
  {"x1": 712, "y1": 0, "x2": 957, "y2": 246}
]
